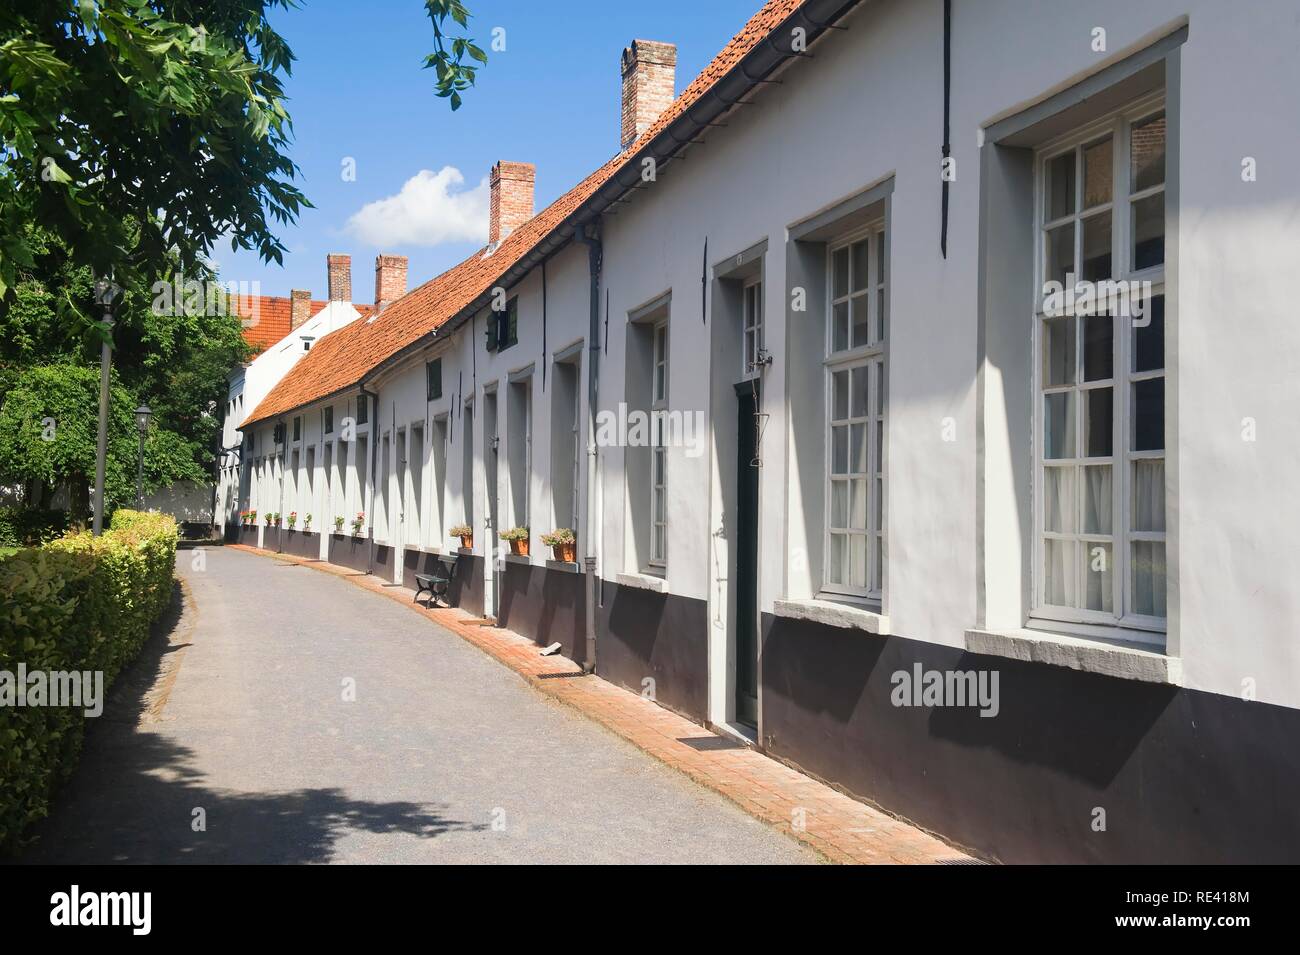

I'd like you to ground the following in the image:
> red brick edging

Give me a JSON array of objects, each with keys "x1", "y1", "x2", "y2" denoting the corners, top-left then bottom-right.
[{"x1": 227, "y1": 544, "x2": 974, "y2": 864}]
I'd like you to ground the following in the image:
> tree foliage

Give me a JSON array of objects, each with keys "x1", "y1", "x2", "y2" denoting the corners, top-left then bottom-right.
[
  {"x1": 0, "y1": 0, "x2": 310, "y2": 302},
  {"x1": 423, "y1": 0, "x2": 487, "y2": 111},
  {"x1": 0, "y1": 225, "x2": 247, "y2": 516}
]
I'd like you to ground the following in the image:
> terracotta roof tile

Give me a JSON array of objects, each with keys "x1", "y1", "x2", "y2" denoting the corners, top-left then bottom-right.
[
  {"x1": 236, "y1": 295, "x2": 377, "y2": 354},
  {"x1": 243, "y1": 0, "x2": 806, "y2": 428}
]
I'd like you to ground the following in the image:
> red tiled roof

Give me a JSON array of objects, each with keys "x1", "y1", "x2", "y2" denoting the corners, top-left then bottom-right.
[
  {"x1": 236, "y1": 295, "x2": 378, "y2": 354},
  {"x1": 243, "y1": 0, "x2": 807, "y2": 427}
]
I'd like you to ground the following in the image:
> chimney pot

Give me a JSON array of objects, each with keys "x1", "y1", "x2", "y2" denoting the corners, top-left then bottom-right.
[
  {"x1": 290, "y1": 289, "x2": 312, "y2": 330},
  {"x1": 488, "y1": 161, "x2": 536, "y2": 245},
  {"x1": 374, "y1": 254, "x2": 408, "y2": 311},
  {"x1": 326, "y1": 253, "x2": 352, "y2": 302},
  {"x1": 621, "y1": 39, "x2": 676, "y2": 152}
]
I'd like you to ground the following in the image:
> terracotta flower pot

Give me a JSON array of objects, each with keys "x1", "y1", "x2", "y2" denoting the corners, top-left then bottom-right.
[
  {"x1": 459, "y1": 534, "x2": 474, "y2": 550},
  {"x1": 509, "y1": 538, "x2": 529, "y2": 557},
  {"x1": 552, "y1": 542, "x2": 576, "y2": 563}
]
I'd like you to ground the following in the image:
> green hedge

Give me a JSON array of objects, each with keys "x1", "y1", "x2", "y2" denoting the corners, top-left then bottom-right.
[{"x1": 0, "y1": 509, "x2": 178, "y2": 853}]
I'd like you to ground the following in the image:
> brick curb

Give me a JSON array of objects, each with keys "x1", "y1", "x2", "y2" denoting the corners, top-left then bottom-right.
[{"x1": 227, "y1": 543, "x2": 975, "y2": 864}]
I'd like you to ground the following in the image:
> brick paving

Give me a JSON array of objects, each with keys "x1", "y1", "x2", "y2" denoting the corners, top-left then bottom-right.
[{"x1": 229, "y1": 543, "x2": 975, "y2": 864}]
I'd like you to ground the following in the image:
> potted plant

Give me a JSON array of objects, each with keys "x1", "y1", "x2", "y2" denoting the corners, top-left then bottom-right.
[
  {"x1": 303, "y1": 513, "x2": 312, "y2": 532},
  {"x1": 287, "y1": 511, "x2": 298, "y2": 529},
  {"x1": 541, "y1": 528, "x2": 577, "y2": 563},
  {"x1": 273, "y1": 512, "x2": 282, "y2": 527},
  {"x1": 449, "y1": 524, "x2": 473, "y2": 550},
  {"x1": 247, "y1": 510, "x2": 257, "y2": 526},
  {"x1": 501, "y1": 526, "x2": 530, "y2": 557},
  {"x1": 264, "y1": 511, "x2": 274, "y2": 526},
  {"x1": 334, "y1": 515, "x2": 345, "y2": 533},
  {"x1": 351, "y1": 511, "x2": 365, "y2": 537}
]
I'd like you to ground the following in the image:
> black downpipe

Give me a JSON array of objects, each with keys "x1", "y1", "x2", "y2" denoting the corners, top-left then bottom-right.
[
  {"x1": 541, "y1": 261, "x2": 548, "y2": 390},
  {"x1": 701, "y1": 238, "x2": 708, "y2": 323},
  {"x1": 941, "y1": 0, "x2": 952, "y2": 259}
]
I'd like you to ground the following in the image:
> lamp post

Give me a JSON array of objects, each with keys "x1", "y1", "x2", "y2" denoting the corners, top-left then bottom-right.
[
  {"x1": 91, "y1": 277, "x2": 118, "y2": 536},
  {"x1": 134, "y1": 404, "x2": 152, "y2": 509}
]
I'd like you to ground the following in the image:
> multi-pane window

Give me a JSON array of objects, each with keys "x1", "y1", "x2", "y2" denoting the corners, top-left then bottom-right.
[
  {"x1": 324, "y1": 407, "x2": 334, "y2": 434},
  {"x1": 427, "y1": 358, "x2": 443, "y2": 400},
  {"x1": 488, "y1": 298, "x2": 519, "y2": 352},
  {"x1": 825, "y1": 226, "x2": 886, "y2": 600},
  {"x1": 743, "y1": 279, "x2": 764, "y2": 375},
  {"x1": 1035, "y1": 95, "x2": 1167, "y2": 631},
  {"x1": 292, "y1": 416, "x2": 301, "y2": 442},
  {"x1": 650, "y1": 320, "x2": 668, "y2": 567},
  {"x1": 357, "y1": 395, "x2": 368, "y2": 426}
]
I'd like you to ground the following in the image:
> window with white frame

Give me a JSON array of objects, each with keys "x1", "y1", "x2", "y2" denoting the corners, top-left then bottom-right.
[
  {"x1": 824, "y1": 225, "x2": 886, "y2": 600},
  {"x1": 650, "y1": 319, "x2": 668, "y2": 567},
  {"x1": 742, "y1": 278, "x2": 764, "y2": 375},
  {"x1": 1034, "y1": 95, "x2": 1167, "y2": 631}
]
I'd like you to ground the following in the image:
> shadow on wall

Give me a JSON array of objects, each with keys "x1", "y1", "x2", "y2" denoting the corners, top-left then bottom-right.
[
  {"x1": 760, "y1": 613, "x2": 1300, "y2": 863},
  {"x1": 16, "y1": 582, "x2": 483, "y2": 865}
]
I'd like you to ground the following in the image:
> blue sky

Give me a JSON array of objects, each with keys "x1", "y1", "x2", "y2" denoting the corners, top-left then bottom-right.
[{"x1": 215, "y1": 0, "x2": 764, "y2": 300}]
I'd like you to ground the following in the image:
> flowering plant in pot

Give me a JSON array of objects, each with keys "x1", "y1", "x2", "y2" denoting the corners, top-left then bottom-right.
[
  {"x1": 303, "y1": 513, "x2": 312, "y2": 532},
  {"x1": 264, "y1": 511, "x2": 274, "y2": 526},
  {"x1": 351, "y1": 512, "x2": 365, "y2": 537},
  {"x1": 501, "y1": 526, "x2": 530, "y2": 557},
  {"x1": 247, "y1": 510, "x2": 257, "y2": 526},
  {"x1": 333, "y1": 515, "x2": 345, "y2": 533},
  {"x1": 448, "y1": 524, "x2": 473, "y2": 550},
  {"x1": 273, "y1": 512, "x2": 282, "y2": 527},
  {"x1": 540, "y1": 528, "x2": 577, "y2": 562},
  {"x1": 287, "y1": 511, "x2": 298, "y2": 529}
]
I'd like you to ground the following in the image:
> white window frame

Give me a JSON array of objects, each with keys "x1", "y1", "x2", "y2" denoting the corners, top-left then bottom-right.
[
  {"x1": 742, "y1": 277, "x2": 764, "y2": 377},
  {"x1": 520, "y1": 385, "x2": 532, "y2": 528},
  {"x1": 649, "y1": 319, "x2": 669, "y2": 568},
  {"x1": 822, "y1": 223, "x2": 887, "y2": 602},
  {"x1": 1031, "y1": 91, "x2": 1168, "y2": 636},
  {"x1": 571, "y1": 370, "x2": 582, "y2": 538}
]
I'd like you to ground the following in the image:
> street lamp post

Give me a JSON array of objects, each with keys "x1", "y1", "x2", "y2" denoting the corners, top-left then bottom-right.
[
  {"x1": 91, "y1": 278, "x2": 118, "y2": 536},
  {"x1": 134, "y1": 404, "x2": 152, "y2": 509}
]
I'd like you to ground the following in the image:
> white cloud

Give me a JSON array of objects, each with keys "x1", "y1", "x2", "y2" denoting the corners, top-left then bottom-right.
[{"x1": 345, "y1": 166, "x2": 489, "y2": 247}]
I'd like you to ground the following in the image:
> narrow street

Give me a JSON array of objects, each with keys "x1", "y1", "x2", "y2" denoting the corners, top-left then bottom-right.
[{"x1": 21, "y1": 547, "x2": 816, "y2": 864}]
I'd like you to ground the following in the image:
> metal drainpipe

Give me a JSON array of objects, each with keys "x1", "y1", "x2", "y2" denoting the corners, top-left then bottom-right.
[
  {"x1": 360, "y1": 385, "x2": 380, "y2": 574},
  {"x1": 575, "y1": 223, "x2": 602, "y2": 674}
]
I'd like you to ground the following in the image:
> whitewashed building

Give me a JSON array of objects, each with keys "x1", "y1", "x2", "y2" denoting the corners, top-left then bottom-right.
[
  {"x1": 238, "y1": 0, "x2": 1300, "y2": 863},
  {"x1": 215, "y1": 256, "x2": 390, "y2": 536}
]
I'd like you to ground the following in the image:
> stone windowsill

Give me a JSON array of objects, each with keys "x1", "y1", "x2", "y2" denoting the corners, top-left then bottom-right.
[
  {"x1": 545, "y1": 559, "x2": 580, "y2": 574},
  {"x1": 617, "y1": 572, "x2": 668, "y2": 593},
  {"x1": 964, "y1": 626, "x2": 1180, "y2": 684},
  {"x1": 773, "y1": 598, "x2": 890, "y2": 634},
  {"x1": 456, "y1": 546, "x2": 474, "y2": 556},
  {"x1": 503, "y1": 554, "x2": 532, "y2": 566}
]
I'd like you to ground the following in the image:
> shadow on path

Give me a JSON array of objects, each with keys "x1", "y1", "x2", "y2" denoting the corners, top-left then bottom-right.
[{"x1": 17, "y1": 580, "x2": 482, "y2": 865}]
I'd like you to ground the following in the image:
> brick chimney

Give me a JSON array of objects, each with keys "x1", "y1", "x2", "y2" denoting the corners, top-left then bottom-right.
[
  {"x1": 290, "y1": 289, "x2": 312, "y2": 330},
  {"x1": 326, "y1": 253, "x2": 352, "y2": 302},
  {"x1": 621, "y1": 40, "x2": 676, "y2": 152},
  {"x1": 488, "y1": 161, "x2": 535, "y2": 245},
  {"x1": 374, "y1": 254, "x2": 408, "y2": 311}
]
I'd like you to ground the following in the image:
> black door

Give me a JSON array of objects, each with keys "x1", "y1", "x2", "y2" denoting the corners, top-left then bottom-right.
[{"x1": 734, "y1": 381, "x2": 760, "y2": 726}]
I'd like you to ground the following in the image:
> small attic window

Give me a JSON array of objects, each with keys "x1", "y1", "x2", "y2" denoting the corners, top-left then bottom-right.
[{"x1": 301, "y1": 336, "x2": 315, "y2": 352}]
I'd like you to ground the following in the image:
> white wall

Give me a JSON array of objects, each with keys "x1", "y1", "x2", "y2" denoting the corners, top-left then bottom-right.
[{"x1": 236, "y1": 0, "x2": 1300, "y2": 710}]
